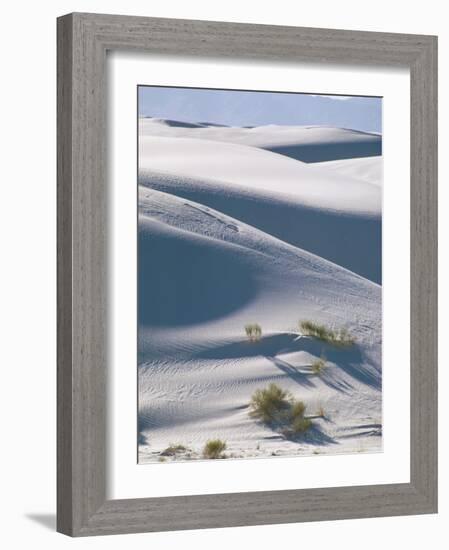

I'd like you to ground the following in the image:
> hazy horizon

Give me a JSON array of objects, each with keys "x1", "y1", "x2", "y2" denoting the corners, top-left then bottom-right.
[{"x1": 138, "y1": 86, "x2": 382, "y2": 134}]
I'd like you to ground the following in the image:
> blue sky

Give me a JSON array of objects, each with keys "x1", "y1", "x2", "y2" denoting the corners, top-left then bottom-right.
[{"x1": 138, "y1": 86, "x2": 382, "y2": 134}]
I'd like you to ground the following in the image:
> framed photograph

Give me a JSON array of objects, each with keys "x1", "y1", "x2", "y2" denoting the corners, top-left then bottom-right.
[{"x1": 57, "y1": 12, "x2": 437, "y2": 536}]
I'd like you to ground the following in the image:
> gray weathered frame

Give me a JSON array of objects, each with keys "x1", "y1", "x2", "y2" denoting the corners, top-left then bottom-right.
[{"x1": 57, "y1": 12, "x2": 438, "y2": 537}]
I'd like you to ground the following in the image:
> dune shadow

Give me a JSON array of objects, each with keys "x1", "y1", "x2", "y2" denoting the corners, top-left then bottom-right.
[
  {"x1": 197, "y1": 333, "x2": 381, "y2": 390},
  {"x1": 197, "y1": 333, "x2": 302, "y2": 359},
  {"x1": 268, "y1": 140, "x2": 382, "y2": 163},
  {"x1": 139, "y1": 401, "x2": 233, "y2": 432},
  {"x1": 265, "y1": 355, "x2": 315, "y2": 388},
  {"x1": 198, "y1": 121, "x2": 229, "y2": 128},
  {"x1": 294, "y1": 337, "x2": 381, "y2": 390},
  {"x1": 138, "y1": 219, "x2": 259, "y2": 327},
  {"x1": 260, "y1": 420, "x2": 337, "y2": 447},
  {"x1": 138, "y1": 416, "x2": 149, "y2": 446},
  {"x1": 158, "y1": 119, "x2": 204, "y2": 128},
  {"x1": 143, "y1": 172, "x2": 382, "y2": 283},
  {"x1": 320, "y1": 370, "x2": 355, "y2": 394},
  {"x1": 284, "y1": 424, "x2": 338, "y2": 446},
  {"x1": 138, "y1": 409, "x2": 172, "y2": 432}
]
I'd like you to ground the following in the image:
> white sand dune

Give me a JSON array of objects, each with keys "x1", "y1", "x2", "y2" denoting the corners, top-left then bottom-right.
[
  {"x1": 139, "y1": 135, "x2": 382, "y2": 283},
  {"x1": 138, "y1": 119, "x2": 382, "y2": 463},
  {"x1": 140, "y1": 117, "x2": 382, "y2": 163},
  {"x1": 140, "y1": 135, "x2": 380, "y2": 215},
  {"x1": 314, "y1": 156, "x2": 383, "y2": 186},
  {"x1": 138, "y1": 188, "x2": 381, "y2": 462}
]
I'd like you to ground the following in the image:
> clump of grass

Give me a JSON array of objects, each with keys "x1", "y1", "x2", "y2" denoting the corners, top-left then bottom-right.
[
  {"x1": 245, "y1": 323, "x2": 262, "y2": 342},
  {"x1": 290, "y1": 400, "x2": 306, "y2": 420},
  {"x1": 311, "y1": 355, "x2": 327, "y2": 375},
  {"x1": 300, "y1": 320, "x2": 332, "y2": 341},
  {"x1": 289, "y1": 399, "x2": 312, "y2": 434},
  {"x1": 334, "y1": 327, "x2": 355, "y2": 347},
  {"x1": 250, "y1": 385, "x2": 313, "y2": 436},
  {"x1": 249, "y1": 383, "x2": 292, "y2": 422},
  {"x1": 291, "y1": 416, "x2": 312, "y2": 434},
  {"x1": 203, "y1": 439, "x2": 227, "y2": 459},
  {"x1": 161, "y1": 443, "x2": 188, "y2": 456},
  {"x1": 299, "y1": 320, "x2": 355, "y2": 348},
  {"x1": 317, "y1": 405, "x2": 326, "y2": 419}
]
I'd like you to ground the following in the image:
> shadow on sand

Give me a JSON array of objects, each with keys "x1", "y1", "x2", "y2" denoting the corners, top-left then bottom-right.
[
  {"x1": 261, "y1": 418, "x2": 337, "y2": 447},
  {"x1": 139, "y1": 218, "x2": 259, "y2": 327},
  {"x1": 284, "y1": 424, "x2": 337, "y2": 446},
  {"x1": 267, "y1": 138, "x2": 381, "y2": 163},
  {"x1": 265, "y1": 355, "x2": 316, "y2": 388},
  {"x1": 197, "y1": 333, "x2": 381, "y2": 390},
  {"x1": 197, "y1": 333, "x2": 303, "y2": 359},
  {"x1": 143, "y1": 171, "x2": 382, "y2": 283}
]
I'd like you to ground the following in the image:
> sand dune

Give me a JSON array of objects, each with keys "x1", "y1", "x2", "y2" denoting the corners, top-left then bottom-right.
[
  {"x1": 139, "y1": 187, "x2": 380, "y2": 328},
  {"x1": 138, "y1": 187, "x2": 381, "y2": 462},
  {"x1": 141, "y1": 170, "x2": 382, "y2": 283},
  {"x1": 139, "y1": 133, "x2": 382, "y2": 282},
  {"x1": 315, "y1": 156, "x2": 383, "y2": 186},
  {"x1": 138, "y1": 118, "x2": 382, "y2": 463},
  {"x1": 140, "y1": 118, "x2": 382, "y2": 162},
  {"x1": 139, "y1": 136, "x2": 380, "y2": 215}
]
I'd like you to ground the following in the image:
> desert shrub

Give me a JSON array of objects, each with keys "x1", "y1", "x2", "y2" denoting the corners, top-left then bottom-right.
[
  {"x1": 300, "y1": 320, "x2": 332, "y2": 341},
  {"x1": 289, "y1": 399, "x2": 312, "y2": 434},
  {"x1": 245, "y1": 323, "x2": 262, "y2": 342},
  {"x1": 311, "y1": 356, "x2": 327, "y2": 375},
  {"x1": 291, "y1": 416, "x2": 312, "y2": 434},
  {"x1": 250, "y1": 385, "x2": 314, "y2": 436},
  {"x1": 333, "y1": 327, "x2": 355, "y2": 347},
  {"x1": 203, "y1": 439, "x2": 227, "y2": 459},
  {"x1": 161, "y1": 443, "x2": 188, "y2": 456},
  {"x1": 290, "y1": 400, "x2": 306, "y2": 421},
  {"x1": 299, "y1": 320, "x2": 355, "y2": 347},
  {"x1": 249, "y1": 383, "x2": 292, "y2": 422}
]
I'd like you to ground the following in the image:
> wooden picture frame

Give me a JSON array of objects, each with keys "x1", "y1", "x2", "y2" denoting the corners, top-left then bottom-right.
[{"x1": 57, "y1": 12, "x2": 438, "y2": 536}]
